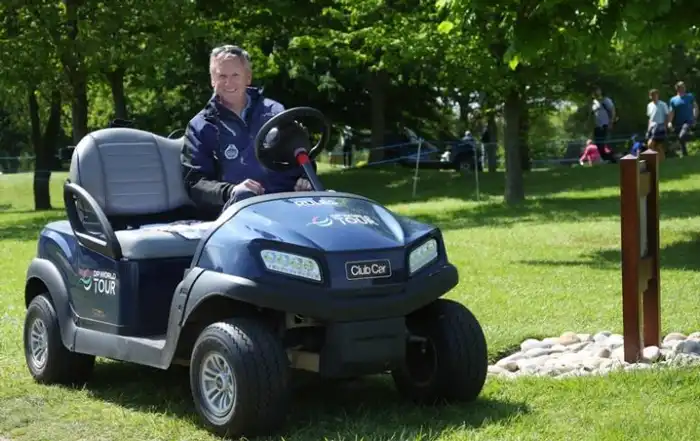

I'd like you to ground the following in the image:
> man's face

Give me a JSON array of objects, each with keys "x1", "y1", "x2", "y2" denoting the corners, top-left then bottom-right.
[
  {"x1": 677, "y1": 85, "x2": 686, "y2": 96},
  {"x1": 210, "y1": 56, "x2": 251, "y2": 104},
  {"x1": 650, "y1": 91, "x2": 659, "y2": 101},
  {"x1": 593, "y1": 88, "x2": 602, "y2": 99}
]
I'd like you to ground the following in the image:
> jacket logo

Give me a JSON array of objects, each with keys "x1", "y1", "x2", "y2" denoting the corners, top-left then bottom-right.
[{"x1": 224, "y1": 144, "x2": 239, "y2": 160}]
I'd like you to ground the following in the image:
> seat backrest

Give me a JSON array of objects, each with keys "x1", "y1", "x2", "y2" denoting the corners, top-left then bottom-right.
[{"x1": 69, "y1": 127, "x2": 193, "y2": 217}]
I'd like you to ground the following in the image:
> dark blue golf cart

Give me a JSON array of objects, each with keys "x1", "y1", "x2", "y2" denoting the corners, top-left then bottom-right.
[{"x1": 22, "y1": 107, "x2": 488, "y2": 438}]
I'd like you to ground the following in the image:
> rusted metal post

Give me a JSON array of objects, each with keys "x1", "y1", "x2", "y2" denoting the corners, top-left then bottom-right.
[
  {"x1": 641, "y1": 150, "x2": 661, "y2": 348},
  {"x1": 619, "y1": 151, "x2": 661, "y2": 363}
]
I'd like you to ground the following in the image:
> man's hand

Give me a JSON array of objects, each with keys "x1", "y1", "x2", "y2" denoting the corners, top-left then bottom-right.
[
  {"x1": 234, "y1": 179, "x2": 264, "y2": 195},
  {"x1": 294, "y1": 177, "x2": 312, "y2": 191}
]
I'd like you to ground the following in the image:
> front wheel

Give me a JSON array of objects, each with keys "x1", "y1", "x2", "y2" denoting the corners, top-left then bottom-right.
[
  {"x1": 189, "y1": 319, "x2": 290, "y2": 438},
  {"x1": 392, "y1": 299, "x2": 488, "y2": 404},
  {"x1": 23, "y1": 294, "x2": 95, "y2": 385}
]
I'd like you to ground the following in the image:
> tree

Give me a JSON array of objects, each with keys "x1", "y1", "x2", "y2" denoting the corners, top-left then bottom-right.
[
  {"x1": 0, "y1": 4, "x2": 65, "y2": 210},
  {"x1": 437, "y1": 0, "x2": 625, "y2": 204},
  {"x1": 280, "y1": 0, "x2": 452, "y2": 162}
]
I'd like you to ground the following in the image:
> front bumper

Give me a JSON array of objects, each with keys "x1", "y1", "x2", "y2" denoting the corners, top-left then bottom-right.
[{"x1": 202, "y1": 262, "x2": 458, "y2": 322}]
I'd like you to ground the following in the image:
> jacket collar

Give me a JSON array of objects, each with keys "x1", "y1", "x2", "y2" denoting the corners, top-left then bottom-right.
[{"x1": 203, "y1": 87, "x2": 264, "y2": 124}]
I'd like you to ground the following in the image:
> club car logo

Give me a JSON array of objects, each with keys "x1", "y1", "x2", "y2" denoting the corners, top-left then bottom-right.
[
  {"x1": 307, "y1": 214, "x2": 379, "y2": 227},
  {"x1": 78, "y1": 268, "x2": 117, "y2": 296},
  {"x1": 345, "y1": 259, "x2": 392, "y2": 280},
  {"x1": 294, "y1": 199, "x2": 339, "y2": 207}
]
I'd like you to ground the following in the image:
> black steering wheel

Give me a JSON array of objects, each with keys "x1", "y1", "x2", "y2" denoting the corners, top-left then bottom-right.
[{"x1": 254, "y1": 107, "x2": 331, "y2": 172}]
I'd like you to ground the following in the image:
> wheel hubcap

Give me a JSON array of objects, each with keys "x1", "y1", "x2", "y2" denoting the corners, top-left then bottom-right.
[
  {"x1": 29, "y1": 318, "x2": 48, "y2": 370},
  {"x1": 200, "y1": 352, "x2": 236, "y2": 420}
]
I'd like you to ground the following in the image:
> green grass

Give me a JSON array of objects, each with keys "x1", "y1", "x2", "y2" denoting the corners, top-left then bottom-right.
[{"x1": 3, "y1": 160, "x2": 700, "y2": 440}]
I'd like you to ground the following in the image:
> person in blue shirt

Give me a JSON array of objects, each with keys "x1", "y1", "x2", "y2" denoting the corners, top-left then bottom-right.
[
  {"x1": 668, "y1": 81, "x2": 699, "y2": 156},
  {"x1": 180, "y1": 45, "x2": 312, "y2": 219},
  {"x1": 629, "y1": 134, "x2": 644, "y2": 157}
]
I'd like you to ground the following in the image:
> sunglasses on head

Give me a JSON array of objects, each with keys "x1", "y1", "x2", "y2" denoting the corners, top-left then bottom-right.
[{"x1": 211, "y1": 45, "x2": 250, "y2": 61}]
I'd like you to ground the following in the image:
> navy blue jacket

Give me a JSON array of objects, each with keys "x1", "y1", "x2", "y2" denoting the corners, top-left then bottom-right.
[{"x1": 181, "y1": 87, "x2": 308, "y2": 217}]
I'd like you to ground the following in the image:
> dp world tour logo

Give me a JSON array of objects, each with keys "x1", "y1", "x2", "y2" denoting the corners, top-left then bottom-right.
[
  {"x1": 78, "y1": 268, "x2": 118, "y2": 296},
  {"x1": 78, "y1": 268, "x2": 94, "y2": 291},
  {"x1": 307, "y1": 214, "x2": 379, "y2": 228}
]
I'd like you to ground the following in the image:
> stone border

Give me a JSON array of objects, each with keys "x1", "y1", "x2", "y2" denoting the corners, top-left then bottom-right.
[{"x1": 488, "y1": 331, "x2": 700, "y2": 379}]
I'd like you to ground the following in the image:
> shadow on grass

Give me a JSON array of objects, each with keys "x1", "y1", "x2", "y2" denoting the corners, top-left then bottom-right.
[
  {"x1": 0, "y1": 211, "x2": 65, "y2": 241},
  {"x1": 406, "y1": 189, "x2": 700, "y2": 231},
  {"x1": 2, "y1": 188, "x2": 699, "y2": 241},
  {"x1": 519, "y1": 233, "x2": 700, "y2": 272},
  {"x1": 321, "y1": 155, "x2": 700, "y2": 206},
  {"x1": 82, "y1": 362, "x2": 530, "y2": 440}
]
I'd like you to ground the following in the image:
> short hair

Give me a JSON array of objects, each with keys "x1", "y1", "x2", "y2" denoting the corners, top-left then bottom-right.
[
  {"x1": 649, "y1": 88, "x2": 659, "y2": 95},
  {"x1": 676, "y1": 81, "x2": 686, "y2": 90},
  {"x1": 210, "y1": 44, "x2": 252, "y2": 73}
]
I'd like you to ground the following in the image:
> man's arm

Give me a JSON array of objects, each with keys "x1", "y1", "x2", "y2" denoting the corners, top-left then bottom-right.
[{"x1": 181, "y1": 118, "x2": 235, "y2": 213}]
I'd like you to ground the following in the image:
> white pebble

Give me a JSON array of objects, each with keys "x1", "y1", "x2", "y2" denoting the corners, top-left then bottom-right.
[{"x1": 643, "y1": 346, "x2": 661, "y2": 362}]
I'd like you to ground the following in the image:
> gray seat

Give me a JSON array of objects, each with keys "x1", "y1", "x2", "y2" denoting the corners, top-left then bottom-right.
[{"x1": 69, "y1": 127, "x2": 205, "y2": 260}]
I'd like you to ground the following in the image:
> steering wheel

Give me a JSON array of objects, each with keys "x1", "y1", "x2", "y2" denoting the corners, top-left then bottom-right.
[{"x1": 254, "y1": 107, "x2": 331, "y2": 172}]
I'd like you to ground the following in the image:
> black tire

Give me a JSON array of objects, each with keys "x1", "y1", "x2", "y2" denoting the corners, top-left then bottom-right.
[
  {"x1": 189, "y1": 319, "x2": 290, "y2": 438},
  {"x1": 23, "y1": 294, "x2": 95, "y2": 385},
  {"x1": 392, "y1": 299, "x2": 488, "y2": 404}
]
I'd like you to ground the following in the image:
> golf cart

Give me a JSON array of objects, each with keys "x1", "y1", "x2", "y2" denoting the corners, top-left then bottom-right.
[{"x1": 22, "y1": 107, "x2": 488, "y2": 438}]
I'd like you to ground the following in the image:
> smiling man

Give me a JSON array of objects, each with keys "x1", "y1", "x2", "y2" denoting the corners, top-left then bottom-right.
[{"x1": 180, "y1": 44, "x2": 311, "y2": 219}]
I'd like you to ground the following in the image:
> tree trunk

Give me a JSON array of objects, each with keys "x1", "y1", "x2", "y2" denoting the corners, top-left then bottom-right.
[
  {"x1": 71, "y1": 72, "x2": 89, "y2": 143},
  {"x1": 486, "y1": 112, "x2": 498, "y2": 173},
  {"x1": 28, "y1": 88, "x2": 50, "y2": 211},
  {"x1": 457, "y1": 95, "x2": 471, "y2": 132},
  {"x1": 368, "y1": 70, "x2": 388, "y2": 164},
  {"x1": 503, "y1": 88, "x2": 524, "y2": 205},
  {"x1": 519, "y1": 103, "x2": 531, "y2": 172},
  {"x1": 63, "y1": 0, "x2": 89, "y2": 144},
  {"x1": 107, "y1": 67, "x2": 128, "y2": 120}
]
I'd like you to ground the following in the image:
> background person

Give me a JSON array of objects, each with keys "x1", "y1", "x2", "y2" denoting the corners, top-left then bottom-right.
[
  {"x1": 579, "y1": 139, "x2": 602, "y2": 166},
  {"x1": 646, "y1": 88, "x2": 669, "y2": 159},
  {"x1": 668, "y1": 81, "x2": 699, "y2": 157},
  {"x1": 591, "y1": 86, "x2": 617, "y2": 163}
]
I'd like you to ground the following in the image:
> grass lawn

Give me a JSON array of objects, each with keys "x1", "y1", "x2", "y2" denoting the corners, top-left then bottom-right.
[{"x1": 3, "y1": 159, "x2": 700, "y2": 441}]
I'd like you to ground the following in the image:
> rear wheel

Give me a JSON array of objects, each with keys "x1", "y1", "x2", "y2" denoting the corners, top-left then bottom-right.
[
  {"x1": 392, "y1": 299, "x2": 487, "y2": 404},
  {"x1": 23, "y1": 294, "x2": 95, "y2": 385},
  {"x1": 189, "y1": 319, "x2": 290, "y2": 438}
]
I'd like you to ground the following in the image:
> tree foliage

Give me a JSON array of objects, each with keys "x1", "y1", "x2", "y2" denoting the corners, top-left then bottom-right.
[{"x1": 0, "y1": 0, "x2": 695, "y2": 209}]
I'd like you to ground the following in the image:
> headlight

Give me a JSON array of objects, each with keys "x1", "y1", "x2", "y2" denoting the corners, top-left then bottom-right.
[
  {"x1": 409, "y1": 239, "x2": 438, "y2": 274},
  {"x1": 260, "y1": 250, "x2": 322, "y2": 282}
]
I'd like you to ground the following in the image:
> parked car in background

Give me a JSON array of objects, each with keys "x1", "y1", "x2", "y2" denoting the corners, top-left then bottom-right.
[
  {"x1": 338, "y1": 125, "x2": 439, "y2": 166},
  {"x1": 400, "y1": 131, "x2": 483, "y2": 172}
]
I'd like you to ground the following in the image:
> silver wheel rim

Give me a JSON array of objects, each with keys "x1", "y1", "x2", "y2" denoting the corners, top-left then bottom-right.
[
  {"x1": 29, "y1": 318, "x2": 48, "y2": 370},
  {"x1": 199, "y1": 352, "x2": 236, "y2": 421}
]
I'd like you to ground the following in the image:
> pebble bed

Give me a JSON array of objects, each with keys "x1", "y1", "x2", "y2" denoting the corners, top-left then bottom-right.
[{"x1": 488, "y1": 331, "x2": 700, "y2": 379}]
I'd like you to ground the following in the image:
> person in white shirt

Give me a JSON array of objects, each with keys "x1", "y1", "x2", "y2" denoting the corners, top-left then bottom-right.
[
  {"x1": 646, "y1": 88, "x2": 670, "y2": 159},
  {"x1": 591, "y1": 87, "x2": 617, "y2": 163}
]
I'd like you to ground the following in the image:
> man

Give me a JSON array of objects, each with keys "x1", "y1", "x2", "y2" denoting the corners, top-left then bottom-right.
[
  {"x1": 591, "y1": 87, "x2": 617, "y2": 163},
  {"x1": 668, "y1": 81, "x2": 698, "y2": 157},
  {"x1": 180, "y1": 44, "x2": 312, "y2": 219},
  {"x1": 646, "y1": 88, "x2": 670, "y2": 159}
]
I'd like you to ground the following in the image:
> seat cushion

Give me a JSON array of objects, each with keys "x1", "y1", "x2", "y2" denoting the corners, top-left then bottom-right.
[{"x1": 115, "y1": 221, "x2": 215, "y2": 260}]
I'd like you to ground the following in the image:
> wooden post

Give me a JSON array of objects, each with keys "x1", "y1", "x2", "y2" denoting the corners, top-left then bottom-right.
[{"x1": 619, "y1": 150, "x2": 661, "y2": 363}]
